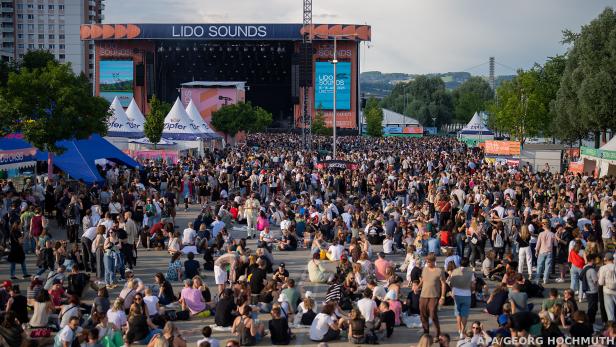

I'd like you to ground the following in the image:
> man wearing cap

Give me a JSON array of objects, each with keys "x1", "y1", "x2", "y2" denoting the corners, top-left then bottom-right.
[{"x1": 599, "y1": 252, "x2": 616, "y2": 321}]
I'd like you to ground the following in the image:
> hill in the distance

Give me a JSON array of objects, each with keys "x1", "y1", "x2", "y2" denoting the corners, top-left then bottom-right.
[{"x1": 360, "y1": 71, "x2": 515, "y2": 98}]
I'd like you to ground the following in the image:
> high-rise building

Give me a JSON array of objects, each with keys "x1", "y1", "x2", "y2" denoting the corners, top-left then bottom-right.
[{"x1": 0, "y1": 0, "x2": 104, "y2": 80}]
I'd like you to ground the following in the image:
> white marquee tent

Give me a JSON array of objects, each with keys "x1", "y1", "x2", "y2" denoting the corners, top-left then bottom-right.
[
  {"x1": 599, "y1": 135, "x2": 616, "y2": 177},
  {"x1": 457, "y1": 112, "x2": 494, "y2": 140},
  {"x1": 160, "y1": 97, "x2": 205, "y2": 155},
  {"x1": 106, "y1": 96, "x2": 141, "y2": 138},
  {"x1": 186, "y1": 99, "x2": 222, "y2": 140},
  {"x1": 125, "y1": 98, "x2": 146, "y2": 135}
]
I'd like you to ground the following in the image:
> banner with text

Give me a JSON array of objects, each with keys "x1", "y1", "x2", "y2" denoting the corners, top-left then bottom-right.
[{"x1": 314, "y1": 62, "x2": 351, "y2": 110}]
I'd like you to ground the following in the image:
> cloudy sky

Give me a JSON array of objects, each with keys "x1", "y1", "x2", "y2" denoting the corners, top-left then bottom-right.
[{"x1": 104, "y1": 0, "x2": 613, "y2": 75}]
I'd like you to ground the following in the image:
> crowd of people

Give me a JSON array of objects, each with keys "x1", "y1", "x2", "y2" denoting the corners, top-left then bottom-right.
[{"x1": 0, "y1": 134, "x2": 614, "y2": 347}]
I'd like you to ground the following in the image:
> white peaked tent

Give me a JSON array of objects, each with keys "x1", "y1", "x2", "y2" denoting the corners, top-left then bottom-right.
[
  {"x1": 107, "y1": 96, "x2": 142, "y2": 138},
  {"x1": 599, "y1": 135, "x2": 616, "y2": 177},
  {"x1": 125, "y1": 98, "x2": 146, "y2": 135},
  {"x1": 458, "y1": 112, "x2": 494, "y2": 140},
  {"x1": 162, "y1": 98, "x2": 202, "y2": 141},
  {"x1": 185, "y1": 99, "x2": 222, "y2": 139}
]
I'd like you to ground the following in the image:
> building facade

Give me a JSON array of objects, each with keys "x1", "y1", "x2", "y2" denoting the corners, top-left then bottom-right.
[{"x1": 0, "y1": 0, "x2": 103, "y2": 80}]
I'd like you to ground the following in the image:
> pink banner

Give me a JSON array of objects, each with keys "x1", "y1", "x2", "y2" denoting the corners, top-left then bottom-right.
[{"x1": 124, "y1": 149, "x2": 179, "y2": 163}]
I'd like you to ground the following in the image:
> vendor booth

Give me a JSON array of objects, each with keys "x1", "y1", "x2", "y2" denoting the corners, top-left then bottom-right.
[
  {"x1": 36, "y1": 134, "x2": 139, "y2": 183},
  {"x1": 458, "y1": 112, "x2": 494, "y2": 145},
  {"x1": 0, "y1": 137, "x2": 37, "y2": 179},
  {"x1": 520, "y1": 144, "x2": 565, "y2": 174}
]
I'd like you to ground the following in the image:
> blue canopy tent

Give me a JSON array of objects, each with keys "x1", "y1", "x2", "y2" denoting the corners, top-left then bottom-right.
[
  {"x1": 35, "y1": 134, "x2": 139, "y2": 183},
  {"x1": 0, "y1": 137, "x2": 37, "y2": 171}
]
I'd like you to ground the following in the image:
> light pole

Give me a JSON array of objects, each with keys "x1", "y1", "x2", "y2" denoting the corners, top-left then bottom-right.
[{"x1": 331, "y1": 34, "x2": 357, "y2": 159}]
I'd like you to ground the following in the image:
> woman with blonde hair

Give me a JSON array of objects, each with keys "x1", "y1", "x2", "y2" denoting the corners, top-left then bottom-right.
[
  {"x1": 416, "y1": 333, "x2": 433, "y2": 347},
  {"x1": 517, "y1": 224, "x2": 533, "y2": 277}
]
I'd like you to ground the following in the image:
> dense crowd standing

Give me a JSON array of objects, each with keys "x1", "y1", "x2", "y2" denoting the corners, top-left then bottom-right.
[{"x1": 0, "y1": 134, "x2": 614, "y2": 347}]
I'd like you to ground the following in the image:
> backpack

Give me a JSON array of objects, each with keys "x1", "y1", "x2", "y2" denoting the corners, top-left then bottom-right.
[
  {"x1": 238, "y1": 316, "x2": 256, "y2": 346},
  {"x1": 580, "y1": 266, "x2": 593, "y2": 293},
  {"x1": 605, "y1": 264, "x2": 616, "y2": 291},
  {"x1": 300, "y1": 309, "x2": 316, "y2": 325}
]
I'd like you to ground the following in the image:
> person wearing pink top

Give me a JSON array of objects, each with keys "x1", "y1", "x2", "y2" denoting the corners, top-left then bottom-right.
[
  {"x1": 374, "y1": 252, "x2": 391, "y2": 281},
  {"x1": 535, "y1": 219, "x2": 557, "y2": 285}
]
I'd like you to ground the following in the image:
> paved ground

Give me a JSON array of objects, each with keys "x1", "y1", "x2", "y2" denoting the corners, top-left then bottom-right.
[{"x1": 1, "y1": 204, "x2": 580, "y2": 346}]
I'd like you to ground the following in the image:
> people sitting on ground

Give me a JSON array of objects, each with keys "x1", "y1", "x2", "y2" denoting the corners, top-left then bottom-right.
[
  {"x1": 231, "y1": 305, "x2": 265, "y2": 346},
  {"x1": 269, "y1": 304, "x2": 294, "y2": 345}
]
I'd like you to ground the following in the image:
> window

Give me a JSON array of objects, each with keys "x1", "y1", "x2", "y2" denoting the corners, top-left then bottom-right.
[
  {"x1": 27, "y1": 4, "x2": 34, "y2": 9},
  {"x1": 59, "y1": 44, "x2": 64, "y2": 49},
  {"x1": 59, "y1": 54, "x2": 65, "y2": 60},
  {"x1": 38, "y1": 24, "x2": 43, "y2": 31},
  {"x1": 17, "y1": 24, "x2": 23, "y2": 30},
  {"x1": 28, "y1": 44, "x2": 34, "y2": 49},
  {"x1": 17, "y1": 14, "x2": 23, "y2": 19},
  {"x1": 27, "y1": 24, "x2": 34, "y2": 31},
  {"x1": 58, "y1": 5, "x2": 64, "y2": 10},
  {"x1": 48, "y1": 44, "x2": 55, "y2": 49},
  {"x1": 17, "y1": 34, "x2": 23, "y2": 39},
  {"x1": 38, "y1": 34, "x2": 44, "y2": 39},
  {"x1": 18, "y1": 44, "x2": 24, "y2": 49},
  {"x1": 38, "y1": 44, "x2": 44, "y2": 49},
  {"x1": 48, "y1": 34, "x2": 54, "y2": 39},
  {"x1": 27, "y1": 14, "x2": 34, "y2": 20},
  {"x1": 59, "y1": 34, "x2": 65, "y2": 39},
  {"x1": 48, "y1": 4, "x2": 54, "y2": 9},
  {"x1": 37, "y1": 4, "x2": 44, "y2": 10},
  {"x1": 27, "y1": 34, "x2": 33, "y2": 40},
  {"x1": 58, "y1": 24, "x2": 64, "y2": 30}
]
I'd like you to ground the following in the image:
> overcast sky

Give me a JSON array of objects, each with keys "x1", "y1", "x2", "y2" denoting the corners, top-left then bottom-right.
[{"x1": 104, "y1": 0, "x2": 613, "y2": 75}]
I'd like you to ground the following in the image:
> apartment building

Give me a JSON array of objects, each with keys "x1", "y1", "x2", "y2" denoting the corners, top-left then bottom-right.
[{"x1": 0, "y1": 0, "x2": 104, "y2": 80}]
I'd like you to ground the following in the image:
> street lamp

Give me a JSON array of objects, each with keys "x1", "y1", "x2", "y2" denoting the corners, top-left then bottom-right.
[{"x1": 331, "y1": 33, "x2": 357, "y2": 159}]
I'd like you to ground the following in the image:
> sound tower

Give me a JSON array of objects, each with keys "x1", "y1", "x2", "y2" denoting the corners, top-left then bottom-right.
[
  {"x1": 291, "y1": 54, "x2": 300, "y2": 104},
  {"x1": 299, "y1": 43, "x2": 312, "y2": 87},
  {"x1": 145, "y1": 53, "x2": 154, "y2": 99},
  {"x1": 135, "y1": 63, "x2": 145, "y2": 86}
]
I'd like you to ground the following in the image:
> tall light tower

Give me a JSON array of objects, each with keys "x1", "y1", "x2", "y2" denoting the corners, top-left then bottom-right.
[
  {"x1": 301, "y1": 0, "x2": 313, "y2": 150},
  {"x1": 489, "y1": 57, "x2": 496, "y2": 91}
]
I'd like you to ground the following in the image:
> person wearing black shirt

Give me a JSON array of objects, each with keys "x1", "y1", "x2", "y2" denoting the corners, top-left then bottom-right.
[
  {"x1": 250, "y1": 259, "x2": 268, "y2": 295},
  {"x1": 184, "y1": 252, "x2": 201, "y2": 279},
  {"x1": 67, "y1": 265, "x2": 90, "y2": 297},
  {"x1": 215, "y1": 289, "x2": 237, "y2": 327},
  {"x1": 272, "y1": 263, "x2": 290, "y2": 284},
  {"x1": 269, "y1": 306, "x2": 292, "y2": 345},
  {"x1": 377, "y1": 301, "x2": 395, "y2": 339},
  {"x1": 155, "y1": 273, "x2": 176, "y2": 305},
  {"x1": 405, "y1": 280, "x2": 421, "y2": 315},
  {"x1": 5, "y1": 286, "x2": 28, "y2": 324}
]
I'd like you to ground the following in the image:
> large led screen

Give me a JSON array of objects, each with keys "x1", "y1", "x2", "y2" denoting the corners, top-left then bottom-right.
[
  {"x1": 100, "y1": 60, "x2": 134, "y2": 107},
  {"x1": 314, "y1": 61, "x2": 351, "y2": 110}
]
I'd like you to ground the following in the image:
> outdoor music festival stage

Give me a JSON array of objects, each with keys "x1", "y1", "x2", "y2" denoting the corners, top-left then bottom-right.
[{"x1": 80, "y1": 23, "x2": 371, "y2": 131}]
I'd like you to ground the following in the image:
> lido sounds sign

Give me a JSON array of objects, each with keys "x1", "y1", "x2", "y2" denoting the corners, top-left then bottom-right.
[{"x1": 135, "y1": 24, "x2": 302, "y2": 40}]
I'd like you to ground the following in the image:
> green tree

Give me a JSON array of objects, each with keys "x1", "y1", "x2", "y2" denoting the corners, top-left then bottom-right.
[
  {"x1": 143, "y1": 95, "x2": 170, "y2": 148},
  {"x1": 20, "y1": 50, "x2": 56, "y2": 70},
  {"x1": 452, "y1": 77, "x2": 494, "y2": 122},
  {"x1": 365, "y1": 97, "x2": 383, "y2": 137},
  {"x1": 381, "y1": 75, "x2": 453, "y2": 126},
  {"x1": 554, "y1": 7, "x2": 616, "y2": 147},
  {"x1": 0, "y1": 61, "x2": 109, "y2": 153},
  {"x1": 311, "y1": 104, "x2": 331, "y2": 136},
  {"x1": 211, "y1": 102, "x2": 272, "y2": 141},
  {"x1": 489, "y1": 69, "x2": 547, "y2": 144}
]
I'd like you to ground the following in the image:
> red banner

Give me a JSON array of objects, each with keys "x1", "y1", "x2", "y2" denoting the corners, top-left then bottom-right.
[{"x1": 484, "y1": 141, "x2": 521, "y2": 156}]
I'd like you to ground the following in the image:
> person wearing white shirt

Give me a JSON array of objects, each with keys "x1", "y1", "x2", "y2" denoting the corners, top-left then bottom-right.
[
  {"x1": 280, "y1": 218, "x2": 292, "y2": 232},
  {"x1": 327, "y1": 240, "x2": 344, "y2": 261},
  {"x1": 210, "y1": 216, "x2": 225, "y2": 239},
  {"x1": 601, "y1": 211, "x2": 614, "y2": 244},
  {"x1": 341, "y1": 211, "x2": 352, "y2": 229},
  {"x1": 182, "y1": 223, "x2": 197, "y2": 245},
  {"x1": 357, "y1": 289, "x2": 378, "y2": 326},
  {"x1": 383, "y1": 235, "x2": 394, "y2": 254},
  {"x1": 143, "y1": 287, "x2": 160, "y2": 318}
]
